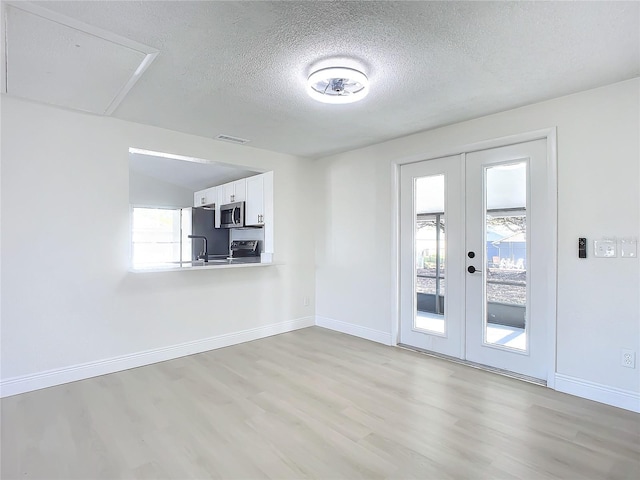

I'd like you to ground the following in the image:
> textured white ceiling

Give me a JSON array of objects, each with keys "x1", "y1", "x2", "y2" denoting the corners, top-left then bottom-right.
[
  {"x1": 129, "y1": 152, "x2": 259, "y2": 191},
  {"x1": 4, "y1": 2, "x2": 157, "y2": 115},
  {"x1": 9, "y1": 1, "x2": 640, "y2": 158}
]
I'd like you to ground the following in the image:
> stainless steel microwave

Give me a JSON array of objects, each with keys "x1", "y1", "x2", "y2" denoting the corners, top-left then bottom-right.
[{"x1": 220, "y1": 201, "x2": 244, "y2": 228}]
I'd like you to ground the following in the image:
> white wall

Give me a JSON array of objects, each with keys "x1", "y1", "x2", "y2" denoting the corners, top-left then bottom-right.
[
  {"x1": 1, "y1": 96, "x2": 316, "y2": 383},
  {"x1": 2, "y1": 80, "x2": 638, "y2": 409},
  {"x1": 314, "y1": 79, "x2": 640, "y2": 398},
  {"x1": 129, "y1": 170, "x2": 194, "y2": 207}
]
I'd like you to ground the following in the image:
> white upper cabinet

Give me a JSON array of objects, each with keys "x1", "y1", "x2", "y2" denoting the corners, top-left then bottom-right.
[
  {"x1": 233, "y1": 179, "x2": 247, "y2": 202},
  {"x1": 195, "y1": 173, "x2": 273, "y2": 258},
  {"x1": 215, "y1": 187, "x2": 224, "y2": 228},
  {"x1": 245, "y1": 172, "x2": 273, "y2": 232},
  {"x1": 221, "y1": 183, "x2": 234, "y2": 204},
  {"x1": 220, "y1": 178, "x2": 246, "y2": 204},
  {"x1": 193, "y1": 185, "x2": 217, "y2": 207},
  {"x1": 193, "y1": 188, "x2": 205, "y2": 207}
]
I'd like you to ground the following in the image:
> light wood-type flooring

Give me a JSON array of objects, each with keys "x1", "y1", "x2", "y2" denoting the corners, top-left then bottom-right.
[{"x1": 1, "y1": 327, "x2": 639, "y2": 479}]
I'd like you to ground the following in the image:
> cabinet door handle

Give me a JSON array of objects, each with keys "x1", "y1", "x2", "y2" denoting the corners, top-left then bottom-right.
[{"x1": 231, "y1": 194, "x2": 235, "y2": 202}]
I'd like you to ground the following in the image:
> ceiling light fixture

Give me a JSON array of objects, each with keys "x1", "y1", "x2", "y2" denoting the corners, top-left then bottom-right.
[{"x1": 307, "y1": 67, "x2": 369, "y2": 104}]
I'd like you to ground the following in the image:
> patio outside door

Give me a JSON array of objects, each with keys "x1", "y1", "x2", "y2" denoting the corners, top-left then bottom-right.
[{"x1": 399, "y1": 138, "x2": 554, "y2": 381}]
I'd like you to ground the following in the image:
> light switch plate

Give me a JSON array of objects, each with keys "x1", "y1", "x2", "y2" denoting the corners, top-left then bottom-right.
[
  {"x1": 619, "y1": 238, "x2": 637, "y2": 258},
  {"x1": 593, "y1": 238, "x2": 617, "y2": 257}
]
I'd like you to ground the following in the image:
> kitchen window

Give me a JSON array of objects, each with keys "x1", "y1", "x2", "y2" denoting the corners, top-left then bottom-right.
[{"x1": 131, "y1": 207, "x2": 182, "y2": 268}]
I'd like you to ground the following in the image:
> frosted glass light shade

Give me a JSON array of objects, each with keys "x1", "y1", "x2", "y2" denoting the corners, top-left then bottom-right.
[{"x1": 307, "y1": 67, "x2": 369, "y2": 104}]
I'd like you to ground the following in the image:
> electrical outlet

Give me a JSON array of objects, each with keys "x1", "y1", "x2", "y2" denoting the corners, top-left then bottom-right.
[
  {"x1": 621, "y1": 349, "x2": 636, "y2": 368},
  {"x1": 303, "y1": 297, "x2": 310, "y2": 307}
]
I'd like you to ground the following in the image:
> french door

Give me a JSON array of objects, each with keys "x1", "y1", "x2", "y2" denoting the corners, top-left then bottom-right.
[{"x1": 399, "y1": 139, "x2": 554, "y2": 381}]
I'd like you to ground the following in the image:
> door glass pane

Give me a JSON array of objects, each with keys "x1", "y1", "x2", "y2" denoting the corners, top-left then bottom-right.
[
  {"x1": 415, "y1": 175, "x2": 445, "y2": 334},
  {"x1": 485, "y1": 162, "x2": 527, "y2": 350}
]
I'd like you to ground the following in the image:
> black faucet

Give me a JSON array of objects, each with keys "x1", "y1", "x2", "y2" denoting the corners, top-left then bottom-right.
[{"x1": 188, "y1": 235, "x2": 208, "y2": 263}]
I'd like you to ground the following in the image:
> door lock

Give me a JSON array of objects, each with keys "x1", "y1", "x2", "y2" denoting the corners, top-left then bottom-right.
[{"x1": 467, "y1": 266, "x2": 481, "y2": 274}]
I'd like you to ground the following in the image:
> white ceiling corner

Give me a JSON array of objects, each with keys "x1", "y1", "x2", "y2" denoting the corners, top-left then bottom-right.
[
  {"x1": 128, "y1": 149, "x2": 260, "y2": 192},
  {"x1": 3, "y1": 1, "x2": 157, "y2": 115}
]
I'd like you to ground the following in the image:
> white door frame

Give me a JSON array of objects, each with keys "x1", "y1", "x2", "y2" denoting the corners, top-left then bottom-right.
[{"x1": 391, "y1": 128, "x2": 558, "y2": 387}]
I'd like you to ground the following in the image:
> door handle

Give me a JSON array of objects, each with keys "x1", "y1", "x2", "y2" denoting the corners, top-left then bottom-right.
[{"x1": 467, "y1": 266, "x2": 482, "y2": 274}]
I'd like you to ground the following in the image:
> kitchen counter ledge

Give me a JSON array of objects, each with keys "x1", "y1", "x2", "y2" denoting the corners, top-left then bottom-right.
[{"x1": 129, "y1": 260, "x2": 278, "y2": 274}]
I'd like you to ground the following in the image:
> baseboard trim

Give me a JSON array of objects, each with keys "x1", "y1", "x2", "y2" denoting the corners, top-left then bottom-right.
[
  {"x1": 315, "y1": 316, "x2": 393, "y2": 346},
  {"x1": 0, "y1": 316, "x2": 315, "y2": 398},
  {"x1": 555, "y1": 373, "x2": 640, "y2": 413}
]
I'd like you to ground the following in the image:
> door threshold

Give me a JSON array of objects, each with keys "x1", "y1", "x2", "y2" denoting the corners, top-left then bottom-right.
[{"x1": 397, "y1": 343, "x2": 547, "y2": 387}]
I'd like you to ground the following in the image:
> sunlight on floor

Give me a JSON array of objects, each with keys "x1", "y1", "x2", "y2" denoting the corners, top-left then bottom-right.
[
  {"x1": 416, "y1": 311, "x2": 526, "y2": 350},
  {"x1": 415, "y1": 311, "x2": 445, "y2": 334},
  {"x1": 485, "y1": 323, "x2": 526, "y2": 350}
]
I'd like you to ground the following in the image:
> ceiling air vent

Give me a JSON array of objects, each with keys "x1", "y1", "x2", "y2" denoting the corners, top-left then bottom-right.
[{"x1": 215, "y1": 134, "x2": 250, "y2": 145}]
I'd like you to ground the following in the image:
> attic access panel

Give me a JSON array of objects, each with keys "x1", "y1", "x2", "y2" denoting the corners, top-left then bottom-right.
[{"x1": 3, "y1": 2, "x2": 158, "y2": 115}]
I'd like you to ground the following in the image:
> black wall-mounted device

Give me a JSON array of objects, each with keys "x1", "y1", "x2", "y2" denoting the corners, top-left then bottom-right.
[{"x1": 578, "y1": 237, "x2": 587, "y2": 258}]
